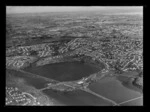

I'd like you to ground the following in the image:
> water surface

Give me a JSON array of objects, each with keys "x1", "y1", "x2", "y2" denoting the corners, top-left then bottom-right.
[
  {"x1": 42, "y1": 89, "x2": 113, "y2": 106},
  {"x1": 7, "y1": 69, "x2": 51, "y2": 89},
  {"x1": 120, "y1": 97, "x2": 143, "y2": 106},
  {"x1": 88, "y1": 76, "x2": 142, "y2": 105},
  {"x1": 24, "y1": 61, "x2": 101, "y2": 82}
]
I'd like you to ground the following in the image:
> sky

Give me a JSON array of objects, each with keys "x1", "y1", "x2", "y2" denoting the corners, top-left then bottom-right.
[{"x1": 6, "y1": 6, "x2": 143, "y2": 14}]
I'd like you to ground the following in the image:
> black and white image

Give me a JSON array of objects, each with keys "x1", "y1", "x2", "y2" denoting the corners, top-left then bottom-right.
[{"x1": 6, "y1": 6, "x2": 143, "y2": 106}]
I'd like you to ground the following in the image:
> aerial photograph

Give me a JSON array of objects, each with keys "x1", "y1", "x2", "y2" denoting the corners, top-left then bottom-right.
[{"x1": 6, "y1": 6, "x2": 143, "y2": 106}]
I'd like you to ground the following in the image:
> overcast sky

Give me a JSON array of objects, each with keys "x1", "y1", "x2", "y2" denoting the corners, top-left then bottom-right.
[{"x1": 6, "y1": 6, "x2": 143, "y2": 14}]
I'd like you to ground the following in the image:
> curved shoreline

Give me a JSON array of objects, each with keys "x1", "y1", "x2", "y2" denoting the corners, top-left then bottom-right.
[{"x1": 116, "y1": 75, "x2": 142, "y2": 94}]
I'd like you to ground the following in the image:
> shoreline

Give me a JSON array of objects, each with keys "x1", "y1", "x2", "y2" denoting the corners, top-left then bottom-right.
[{"x1": 116, "y1": 75, "x2": 142, "y2": 94}]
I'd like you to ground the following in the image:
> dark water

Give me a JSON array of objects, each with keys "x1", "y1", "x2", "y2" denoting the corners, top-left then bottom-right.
[
  {"x1": 23, "y1": 61, "x2": 101, "y2": 82},
  {"x1": 88, "y1": 76, "x2": 142, "y2": 105},
  {"x1": 117, "y1": 75, "x2": 143, "y2": 93},
  {"x1": 120, "y1": 97, "x2": 143, "y2": 106},
  {"x1": 42, "y1": 89, "x2": 113, "y2": 106},
  {"x1": 6, "y1": 65, "x2": 143, "y2": 105},
  {"x1": 7, "y1": 69, "x2": 51, "y2": 89},
  {"x1": 6, "y1": 68, "x2": 113, "y2": 106}
]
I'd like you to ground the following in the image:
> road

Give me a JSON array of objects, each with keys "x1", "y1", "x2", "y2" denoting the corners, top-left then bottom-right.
[{"x1": 7, "y1": 68, "x2": 142, "y2": 106}]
